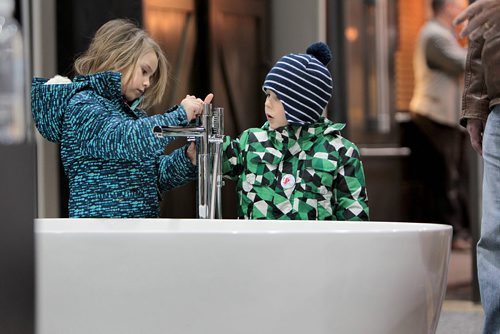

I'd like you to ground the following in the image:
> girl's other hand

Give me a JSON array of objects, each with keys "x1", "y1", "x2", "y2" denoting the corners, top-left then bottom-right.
[{"x1": 186, "y1": 142, "x2": 197, "y2": 165}]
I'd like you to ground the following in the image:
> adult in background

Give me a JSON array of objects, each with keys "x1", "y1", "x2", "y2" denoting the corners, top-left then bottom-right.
[{"x1": 409, "y1": 0, "x2": 471, "y2": 249}]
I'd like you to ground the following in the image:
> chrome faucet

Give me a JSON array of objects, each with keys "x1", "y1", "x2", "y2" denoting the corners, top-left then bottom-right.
[{"x1": 153, "y1": 104, "x2": 224, "y2": 219}]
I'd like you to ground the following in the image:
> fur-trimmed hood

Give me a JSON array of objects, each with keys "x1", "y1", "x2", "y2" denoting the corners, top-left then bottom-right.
[{"x1": 31, "y1": 71, "x2": 123, "y2": 143}]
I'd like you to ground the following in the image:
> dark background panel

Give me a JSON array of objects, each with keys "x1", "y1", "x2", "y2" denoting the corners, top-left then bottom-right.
[{"x1": 0, "y1": 144, "x2": 36, "y2": 334}]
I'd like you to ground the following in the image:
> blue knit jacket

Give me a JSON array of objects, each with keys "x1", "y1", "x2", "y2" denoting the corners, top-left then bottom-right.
[{"x1": 31, "y1": 71, "x2": 196, "y2": 218}]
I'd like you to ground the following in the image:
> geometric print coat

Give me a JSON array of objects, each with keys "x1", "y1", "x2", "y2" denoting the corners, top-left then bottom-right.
[
  {"x1": 222, "y1": 118, "x2": 369, "y2": 220},
  {"x1": 31, "y1": 71, "x2": 196, "y2": 218}
]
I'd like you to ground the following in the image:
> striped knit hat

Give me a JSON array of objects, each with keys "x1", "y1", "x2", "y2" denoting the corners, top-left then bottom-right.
[{"x1": 263, "y1": 42, "x2": 333, "y2": 125}]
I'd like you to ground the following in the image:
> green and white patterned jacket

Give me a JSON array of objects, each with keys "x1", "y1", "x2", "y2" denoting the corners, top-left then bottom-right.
[{"x1": 222, "y1": 118, "x2": 369, "y2": 220}]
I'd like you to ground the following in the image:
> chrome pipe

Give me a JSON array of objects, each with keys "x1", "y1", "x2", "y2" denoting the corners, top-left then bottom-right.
[
  {"x1": 216, "y1": 142, "x2": 223, "y2": 218},
  {"x1": 210, "y1": 141, "x2": 221, "y2": 219},
  {"x1": 198, "y1": 153, "x2": 209, "y2": 219}
]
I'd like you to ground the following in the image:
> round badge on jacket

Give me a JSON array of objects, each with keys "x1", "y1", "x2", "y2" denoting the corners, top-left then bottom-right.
[{"x1": 281, "y1": 174, "x2": 296, "y2": 189}]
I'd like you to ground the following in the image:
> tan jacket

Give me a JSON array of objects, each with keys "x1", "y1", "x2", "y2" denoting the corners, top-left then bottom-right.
[
  {"x1": 410, "y1": 20, "x2": 466, "y2": 127},
  {"x1": 460, "y1": 35, "x2": 500, "y2": 126}
]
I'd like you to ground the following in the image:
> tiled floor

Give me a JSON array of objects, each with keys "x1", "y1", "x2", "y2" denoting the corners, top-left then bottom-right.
[
  {"x1": 437, "y1": 302, "x2": 484, "y2": 334},
  {"x1": 436, "y1": 249, "x2": 484, "y2": 334}
]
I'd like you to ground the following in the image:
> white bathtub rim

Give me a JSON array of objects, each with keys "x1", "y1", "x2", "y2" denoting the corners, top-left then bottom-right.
[{"x1": 35, "y1": 219, "x2": 453, "y2": 234}]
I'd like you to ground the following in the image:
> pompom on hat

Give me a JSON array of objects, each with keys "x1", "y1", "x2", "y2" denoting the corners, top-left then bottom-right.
[{"x1": 263, "y1": 42, "x2": 333, "y2": 125}]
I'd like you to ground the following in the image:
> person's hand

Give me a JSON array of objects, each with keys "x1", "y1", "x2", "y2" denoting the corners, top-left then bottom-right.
[
  {"x1": 454, "y1": 0, "x2": 500, "y2": 40},
  {"x1": 466, "y1": 118, "x2": 485, "y2": 155},
  {"x1": 181, "y1": 95, "x2": 204, "y2": 122},
  {"x1": 203, "y1": 93, "x2": 214, "y2": 105},
  {"x1": 186, "y1": 142, "x2": 197, "y2": 165},
  {"x1": 180, "y1": 93, "x2": 215, "y2": 121}
]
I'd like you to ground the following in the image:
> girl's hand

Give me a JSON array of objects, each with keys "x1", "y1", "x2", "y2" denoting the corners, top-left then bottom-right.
[
  {"x1": 203, "y1": 93, "x2": 214, "y2": 105},
  {"x1": 180, "y1": 93, "x2": 215, "y2": 122},
  {"x1": 186, "y1": 142, "x2": 197, "y2": 165},
  {"x1": 180, "y1": 95, "x2": 203, "y2": 122}
]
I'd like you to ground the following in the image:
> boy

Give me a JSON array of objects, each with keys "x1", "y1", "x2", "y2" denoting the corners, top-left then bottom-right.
[{"x1": 222, "y1": 42, "x2": 369, "y2": 221}]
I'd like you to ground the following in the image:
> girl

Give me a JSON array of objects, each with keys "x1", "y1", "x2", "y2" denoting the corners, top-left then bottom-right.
[{"x1": 32, "y1": 19, "x2": 212, "y2": 218}]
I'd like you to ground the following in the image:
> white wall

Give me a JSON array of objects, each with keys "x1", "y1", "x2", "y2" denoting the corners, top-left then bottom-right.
[{"x1": 271, "y1": 0, "x2": 326, "y2": 62}]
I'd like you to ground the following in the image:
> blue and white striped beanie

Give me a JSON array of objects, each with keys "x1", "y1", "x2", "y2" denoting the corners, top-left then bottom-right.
[{"x1": 263, "y1": 42, "x2": 333, "y2": 125}]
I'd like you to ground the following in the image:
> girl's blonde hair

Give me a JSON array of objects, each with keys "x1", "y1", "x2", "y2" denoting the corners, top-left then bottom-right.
[{"x1": 74, "y1": 19, "x2": 169, "y2": 109}]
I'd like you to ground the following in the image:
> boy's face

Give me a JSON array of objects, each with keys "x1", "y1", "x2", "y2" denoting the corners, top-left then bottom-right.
[
  {"x1": 265, "y1": 90, "x2": 288, "y2": 129},
  {"x1": 122, "y1": 49, "x2": 158, "y2": 102}
]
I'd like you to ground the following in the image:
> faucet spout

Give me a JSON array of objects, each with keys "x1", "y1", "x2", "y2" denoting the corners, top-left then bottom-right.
[{"x1": 153, "y1": 125, "x2": 205, "y2": 138}]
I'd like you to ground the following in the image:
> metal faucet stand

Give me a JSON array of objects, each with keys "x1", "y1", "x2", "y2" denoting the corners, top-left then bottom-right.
[{"x1": 153, "y1": 104, "x2": 224, "y2": 219}]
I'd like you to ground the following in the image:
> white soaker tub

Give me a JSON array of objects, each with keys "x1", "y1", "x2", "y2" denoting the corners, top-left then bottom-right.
[{"x1": 35, "y1": 219, "x2": 452, "y2": 334}]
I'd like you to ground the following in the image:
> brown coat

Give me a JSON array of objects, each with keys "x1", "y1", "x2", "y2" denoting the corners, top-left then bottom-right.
[{"x1": 460, "y1": 35, "x2": 500, "y2": 126}]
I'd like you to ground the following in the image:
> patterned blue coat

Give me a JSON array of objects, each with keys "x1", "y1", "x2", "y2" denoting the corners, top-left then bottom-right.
[{"x1": 31, "y1": 71, "x2": 196, "y2": 218}]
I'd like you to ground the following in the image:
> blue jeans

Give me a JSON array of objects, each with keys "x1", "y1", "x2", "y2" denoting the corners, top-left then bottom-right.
[{"x1": 478, "y1": 105, "x2": 500, "y2": 334}]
